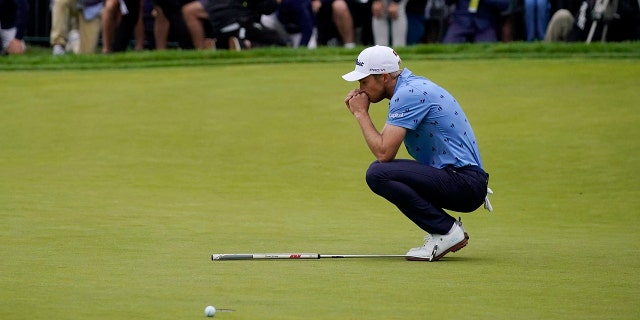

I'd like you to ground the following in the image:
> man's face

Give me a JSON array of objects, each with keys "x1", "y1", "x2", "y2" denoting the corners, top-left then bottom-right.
[{"x1": 358, "y1": 74, "x2": 386, "y2": 103}]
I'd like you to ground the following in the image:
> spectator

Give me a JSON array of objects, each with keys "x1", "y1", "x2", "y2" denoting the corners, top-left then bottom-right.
[
  {"x1": 204, "y1": 0, "x2": 286, "y2": 50},
  {"x1": 275, "y1": 0, "x2": 316, "y2": 48},
  {"x1": 314, "y1": 0, "x2": 372, "y2": 48},
  {"x1": 0, "y1": 0, "x2": 28, "y2": 55},
  {"x1": 498, "y1": 0, "x2": 521, "y2": 42},
  {"x1": 134, "y1": 0, "x2": 146, "y2": 50},
  {"x1": 442, "y1": 0, "x2": 511, "y2": 43},
  {"x1": 50, "y1": 0, "x2": 102, "y2": 55},
  {"x1": 543, "y1": 5, "x2": 573, "y2": 41},
  {"x1": 102, "y1": 0, "x2": 142, "y2": 52},
  {"x1": 410, "y1": 0, "x2": 451, "y2": 43},
  {"x1": 141, "y1": 0, "x2": 156, "y2": 49},
  {"x1": 544, "y1": 0, "x2": 640, "y2": 42},
  {"x1": 153, "y1": 0, "x2": 195, "y2": 49},
  {"x1": 371, "y1": 0, "x2": 408, "y2": 47},
  {"x1": 524, "y1": 0, "x2": 549, "y2": 40},
  {"x1": 406, "y1": 0, "x2": 427, "y2": 44},
  {"x1": 182, "y1": 0, "x2": 214, "y2": 49}
]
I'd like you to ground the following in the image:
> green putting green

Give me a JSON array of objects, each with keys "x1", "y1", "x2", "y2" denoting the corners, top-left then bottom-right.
[{"x1": 1, "y1": 57, "x2": 638, "y2": 319}]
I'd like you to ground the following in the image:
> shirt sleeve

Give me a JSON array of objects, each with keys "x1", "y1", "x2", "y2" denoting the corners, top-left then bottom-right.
[{"x1": 386, "y1": 87, "x2": 427, "y2": 131}]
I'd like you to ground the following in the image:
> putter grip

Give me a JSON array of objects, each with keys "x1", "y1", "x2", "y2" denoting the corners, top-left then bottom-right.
[
  {"x1": 212, "y1": 254, "x2": 254, "y2": 260},
  {"x1": 211, "y1": 253, "x2": 320, "y2": 260}
]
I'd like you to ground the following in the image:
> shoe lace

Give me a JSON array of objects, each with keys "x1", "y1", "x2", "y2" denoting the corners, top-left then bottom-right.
[
  {"x1": 422, "y1": 234, "x2": 434, "y2": 247},
  {"x1": 409, "y1": 235, "x2": 432, "y2": 251}
]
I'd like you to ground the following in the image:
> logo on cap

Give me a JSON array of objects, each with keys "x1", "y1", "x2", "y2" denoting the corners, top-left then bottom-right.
[{"x1": 355, "y1": 58, "x2": 364, "y2": 67}]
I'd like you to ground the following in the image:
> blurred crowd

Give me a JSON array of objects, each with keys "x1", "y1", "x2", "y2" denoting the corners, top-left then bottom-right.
[{"x1": 1, "y1": 0, "x2": 639, "y2": 55}]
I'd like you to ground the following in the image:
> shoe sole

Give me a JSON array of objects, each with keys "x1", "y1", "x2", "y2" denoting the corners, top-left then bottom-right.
[{"x1": 406, "y1": 232, "x2": 469, "y2": 262}]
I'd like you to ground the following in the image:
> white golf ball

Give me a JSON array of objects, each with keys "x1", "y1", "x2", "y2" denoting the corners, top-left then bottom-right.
[{"x1": 204, "y1": 305, "x2": 216, "y2": 317}]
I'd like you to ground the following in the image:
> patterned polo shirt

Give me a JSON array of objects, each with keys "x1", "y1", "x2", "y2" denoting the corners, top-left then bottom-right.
[{"x1": 386, "y1": 68, "x2": 484, "y2": 169}]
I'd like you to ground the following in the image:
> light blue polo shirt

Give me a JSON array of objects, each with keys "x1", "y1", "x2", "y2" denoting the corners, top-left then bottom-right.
[{"x1": 387, "y1": 69, "x2": 484, "y2": 169}]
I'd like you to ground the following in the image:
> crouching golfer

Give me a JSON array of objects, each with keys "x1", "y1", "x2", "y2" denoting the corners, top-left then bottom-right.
[{"x1": 342, "y1": 45, "x2": 491, "y2": 261}]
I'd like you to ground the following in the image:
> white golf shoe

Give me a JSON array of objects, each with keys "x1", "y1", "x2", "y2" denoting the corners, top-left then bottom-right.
[{"x1": 406, "y1": 220, "x2": 469, "y2": 261}]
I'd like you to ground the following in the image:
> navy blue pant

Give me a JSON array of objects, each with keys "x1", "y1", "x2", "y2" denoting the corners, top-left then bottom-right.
[
  {"x1": 277, "y1": 0, "x2": 315, "y2": 46},
  {"x1": 366, "y1": 160, "x2": 489, "y2": 234}
]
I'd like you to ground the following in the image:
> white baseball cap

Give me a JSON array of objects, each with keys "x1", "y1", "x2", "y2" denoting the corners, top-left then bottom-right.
[{"x1": 342, "y1": 45, "x2": 401, "y2": 82}]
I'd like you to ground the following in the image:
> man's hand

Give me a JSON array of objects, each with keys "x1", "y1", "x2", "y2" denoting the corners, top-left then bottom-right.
[
  {"x1": 344, "y1": 89, "x2": 371, "y2": 117},
  {"x1": 344, "y1": 89, "x2": 360, "y2": 107},
  {"x1": 343, "y1": 90, "x2": 405, "y2": 162}
]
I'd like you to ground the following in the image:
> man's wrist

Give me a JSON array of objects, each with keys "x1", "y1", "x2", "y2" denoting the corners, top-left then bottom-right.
[{"x1": 353, "y1": 111, "x2": 371, "y2": 120}]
